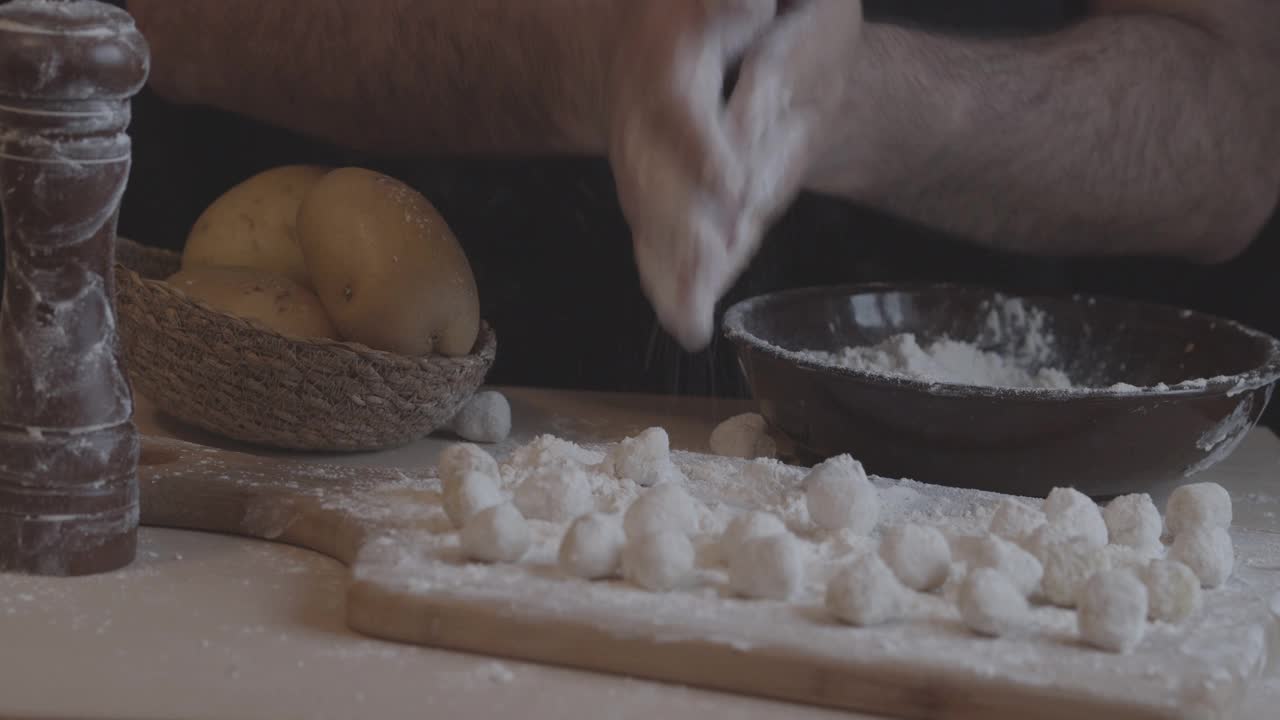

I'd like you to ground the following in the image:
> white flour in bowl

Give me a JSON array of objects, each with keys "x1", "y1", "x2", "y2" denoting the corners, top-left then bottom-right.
[{"x1": 801, "y1": 333, "x2": 1075, "y2": 390}]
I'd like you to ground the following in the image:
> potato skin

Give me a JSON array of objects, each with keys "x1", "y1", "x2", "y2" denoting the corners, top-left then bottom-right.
[
  {"x1": 166, "y1": 266, "x2": 338, "y2": 340},
  {"x1": 182, "y1": 165, "x2": 331, "y2": 288},
  {"x1": 296, "y1": 167, "x2": 480, "y2": 357}
]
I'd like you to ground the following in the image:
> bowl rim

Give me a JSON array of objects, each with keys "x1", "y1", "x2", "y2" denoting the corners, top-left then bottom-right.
[{"x1": 722, "y1": 281, "x2": 1280, "y2": 401}]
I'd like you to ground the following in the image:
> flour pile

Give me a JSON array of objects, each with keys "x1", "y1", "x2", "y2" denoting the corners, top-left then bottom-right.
[
  {"x1": 792, "y1": 296, "x2": 1076, "y2": 390},
  {"x1": 805, "y1": 333, "x2": 1074, "y2": 390}
]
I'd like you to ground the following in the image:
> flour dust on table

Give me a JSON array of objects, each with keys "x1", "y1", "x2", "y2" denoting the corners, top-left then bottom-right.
[{"x1": 343, "y1": 427, "x2": 1276, "y2": 718}]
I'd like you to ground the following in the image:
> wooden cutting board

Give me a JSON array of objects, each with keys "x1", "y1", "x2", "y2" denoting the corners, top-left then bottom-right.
[{"x1": 136, "y1": 435, "x2": 1280, "y2": 720}]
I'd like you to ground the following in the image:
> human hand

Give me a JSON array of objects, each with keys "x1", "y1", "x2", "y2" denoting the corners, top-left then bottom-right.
[{"x1": 608, "y1": 0, "x2": 864, "y2": 351}]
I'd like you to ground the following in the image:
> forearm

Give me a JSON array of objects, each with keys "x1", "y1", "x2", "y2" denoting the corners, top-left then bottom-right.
[
  {"x1": 809, "y1": 12, "x2": 1280, "y2": 261},
  {"x1": 126, "y1": 0, "x2": 618, "y2": 154}
]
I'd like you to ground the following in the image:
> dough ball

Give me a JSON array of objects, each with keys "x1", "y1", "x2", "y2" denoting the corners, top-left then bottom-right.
[
  {"x1": 1165, "y1": 482, "x2": 1232, "y2": 537},
  {"x1": 622, "y1": 531, "x2": 695, "y2": 592},
  {"x1": 1021, "y1": 521, "x2": 1089, "y2": 561},
  {"x1": 825, "y1": 552, "x2": 905, "y2": 627},
  {"x1": 1039, "y1": 538, "x2": 1112, "y2": 608},
  {"x1": 716, "y1": 510, "x2": 787, "y2": 566},
  {"x1": 988, "y1": 498, "x2": 1047, "y2": 545},
  {"x1": 443, "y1": 470, "x2": 504, "y2": 529},
  {"x1": 623, "y1": 482, "x2": 701, "y2": 539},
  {"x1": 1169, "y1": 525, "x2": 1234, "y2": 589},
  {"x1": 709, "y1": 413, "x2": 776, "y2": 459},
  {"x1": 1078, "y1": 569, "x2": 1149, "y2": 654},
  {"x1": 559, "y1": 512, "x2": 627, "y2": 580},
  {"x1": 1043, "y1": 487, "x2": 1108, "y2": 549},
  {"x1": 450, "y1": 391, "x2": 511, "y2": 444},
  {"x1": 879, "y1": 524, "x2": 952, "y2": 592},
  {"x1": 438, "y1": 443, "x2": 500, "y2": 494},
  {"x1": 804, "y1": 454, "x2": 879, "y2": 533},
  {"x1": 1139, "y1": 559, "x2": 1203, "y2": 624},
  {"x1": 513, "y1": 465, "x2": 595, "y2": 523},
  {"x1": 1102, "y1": 493, "x2": 1162, "y2": 553},
  {"x1": 957, "y1": 567, "x2": 1029, "y2": 638},
  {"x1": 971, "y1": 534, "x2": 1043, "y2": 597},
  {"x1": 607, "y1": 427, "x2": 680, "y2": 487},
  {"x1": 1098, "y1": 542, "x2": 1159, "y2": 574},
  {"x1": 461, "y1": 503, "x2": 531, "y2": 564},
  {"x1": 728, "y1": 532, "x2": 805, "y2": 601}
]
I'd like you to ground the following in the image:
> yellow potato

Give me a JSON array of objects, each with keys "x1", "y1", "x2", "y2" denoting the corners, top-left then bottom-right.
[
  {"x1": 296, "y1": 167, "x2": 480, "y2": 357},
  {"x1": 181, "y1": 165, "x2": 331, "y2": 287},
  {"x1": 166, "y1": 266, "x2": 338, "y2": 340}
]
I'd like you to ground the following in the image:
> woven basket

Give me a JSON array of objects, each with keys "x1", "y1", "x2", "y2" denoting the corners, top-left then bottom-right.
[{"x1": 113, "y1": 236, "x2": 496, "y2": 451}]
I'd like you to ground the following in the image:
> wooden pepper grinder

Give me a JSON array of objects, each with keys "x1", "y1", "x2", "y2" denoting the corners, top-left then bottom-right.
[{"x1": 0, "y1": 0, "x2": 150, "y2": 575}]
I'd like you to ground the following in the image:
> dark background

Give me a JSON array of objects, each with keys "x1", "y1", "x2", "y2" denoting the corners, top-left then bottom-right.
[{"x1": 4, "y1": 0, "x2": 1278, "y2": 425}]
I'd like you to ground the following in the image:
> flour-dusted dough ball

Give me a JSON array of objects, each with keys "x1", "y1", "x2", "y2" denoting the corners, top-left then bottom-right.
[
  {"x1": 622, "y1": 530, "x2": 695, "y2": 591},
  {"x1": 825, "y1": 552, "x2": 905, "y2": 627},
  {"x1": 1043, "y1": 487, "x2": 1108, "y2": 549},
  {"x1": 1078, "y1": 569, "x2": 1149, "y2": 653},
  {"x1": 1040, "y1": 538, "x2": 1112, "y2": 608},
  {"x1": 450, "y1": 391, "x2": 512, "y2": 444},
  {"x1": 514, "y1": 465, "x2": 595, "y2": 523},
  {"x1": 971, "y1": 534, "x2": 1044, "y2": 597},
  {"x1": 988, "y1": 498, "x2": 1047, "y2": 545},
  {"x1": 1165, "y1": 482, "x2": 1233, "y2": 537},
  {"x1": 608, "y1": 427, "x2": 680, "y2": 487},
  {"x1": 709, "y1": 413, "x2": 776, "y2": 459},
  {"x1": 804, "y1": 455, "x2": 879, "y2": 533},
  {"x1": 1021, "y1": 521, "x2": 1086, "y2": 561},
  {"x1": 958, "y1": 567, "x2": 1029, "y2": 638},
  {"x1": 728, "y1": 532, "x2": 805, "y2": 601},
  {"x1": 1103, "y1": 493, "x2": 1162, "y2": 552},
  {"x1": 438, "y1": 443, "x2": 500, "y2": 495},
  {"x1": 1169, "y1": 525, "x2": 1234, "y2": 589},
  {"x1": 444, "y1": 470, "x2": 504, "y2": 529},
  {"x1": 559, "y1": 512, "x2": 627, "y2": 580},
  {"x1": 623, "y1": 482, "x2": 701, "y2": 539},
  {"x1": 879, "y1": 524, "x2": 952, "y2": 592},
  {"x1": 461, "y1": 503, "x2": 531, "y2": 563},
  {"x1": 1139, "y1": 559, "x2": 1203, "y2": 624},
  {"x1": 717, "y1": 511, "x2": 787, "y2": 566}
]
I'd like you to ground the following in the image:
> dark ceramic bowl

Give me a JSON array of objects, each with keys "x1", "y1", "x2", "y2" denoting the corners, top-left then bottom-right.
[{"x1": 723, "y1": 283, "x2": 1280, "y2": 498}]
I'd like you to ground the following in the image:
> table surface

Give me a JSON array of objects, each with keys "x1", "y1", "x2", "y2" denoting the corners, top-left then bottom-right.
[{"x1": 2, "y1": 387, "x2": 1278, "y2": 720}]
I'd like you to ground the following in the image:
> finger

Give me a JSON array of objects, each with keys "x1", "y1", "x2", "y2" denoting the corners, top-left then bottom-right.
[{"x1": 632, "y1": 205, "x2": 730, "y2": 351}]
